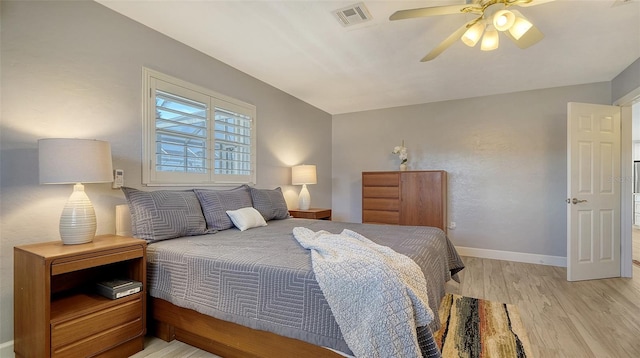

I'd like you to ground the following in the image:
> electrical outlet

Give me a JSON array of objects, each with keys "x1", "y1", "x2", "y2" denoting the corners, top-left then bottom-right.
[{"x1": 449, "y1": 221, "x2": 456, "y2": 230}]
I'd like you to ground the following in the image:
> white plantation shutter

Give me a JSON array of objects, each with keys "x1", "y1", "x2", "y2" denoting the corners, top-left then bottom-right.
[
  {"x1": 214, "y1": 107, "x2": 252, "y2": 176},
  {"x1": 155, "y1": 90, "x2": 208, "y2": 174},
  {"x1": 143, "y1": 68, "x2": 256, "y2": 186}
]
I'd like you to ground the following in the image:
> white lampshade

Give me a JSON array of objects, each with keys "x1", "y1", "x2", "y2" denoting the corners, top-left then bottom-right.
[
  {"x1": 461, "y1": 21, "x2": 485, "y2": 47},
  {"x1": 481, "y1": 25, "x2": 500, "y2": 51},
  {"x1": 39, "y1": 138, "x2": 113, "y2": 184},
  {"x1": 292, "y1": 165, "x2": 317, "y2": 185},
  {"x1": 38, "y1": 138, "x2": 113, "y2": 245},
  {"x1": 292, "y1": 165, "x2": 317, "y2": 210}
]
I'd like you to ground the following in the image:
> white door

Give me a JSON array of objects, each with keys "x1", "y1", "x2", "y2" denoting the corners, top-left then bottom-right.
[{"x1": 567, "y1": 102, "x2": 621, "y2": 281}]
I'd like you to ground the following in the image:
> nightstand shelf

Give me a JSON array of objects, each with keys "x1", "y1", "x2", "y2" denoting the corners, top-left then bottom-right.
[
  {"x1": 289, "y1": 208, "x2": 332, "y2": 220},
  {"x1": 14, "y1": 235, "x2": 147, "y2": 358}
]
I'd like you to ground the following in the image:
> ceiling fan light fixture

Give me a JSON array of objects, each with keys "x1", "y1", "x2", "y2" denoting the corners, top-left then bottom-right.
[
  {"x1": 493, "y1": 9, "x2": 515, "y2": 31},
  {"x1": 461, "y1": 20, "x2": 485, "y2": 47},
  {"x1": 480, "y1": 25, "x2": 499, "y2": 51},
  {"x1": 389, "y1": 0, "x2": 553, "y2": 61},
  {"x1": 508, "y1": 11, "x2": 533, "y2": 40}
]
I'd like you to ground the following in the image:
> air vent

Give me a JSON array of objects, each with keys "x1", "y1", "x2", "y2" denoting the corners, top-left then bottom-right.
[{"x1": 332, "y1": 2, "x2": 372, "y2": 27}]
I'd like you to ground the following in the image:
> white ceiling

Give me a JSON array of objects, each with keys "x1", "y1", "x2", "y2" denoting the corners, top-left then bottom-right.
[{"x1": 96, "y1": 0, "x2": 640, "y2": 115}]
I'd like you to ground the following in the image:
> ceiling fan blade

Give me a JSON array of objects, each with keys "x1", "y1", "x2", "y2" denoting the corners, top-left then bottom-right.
[
  {"x1": 611, "y1": 0, "x2": 634, "y2": 7},
  {"x1": 516, "y1": 0, "x2": 555, "y2": 7},
  {"x1": 421, "y1": 21, "x2": 474, "y2": 62},
  {"x1": 389, "y1": 4, "x2": 481, "y2": 21},
  {"x1": 504, "y1": 23, "x2": 544, "y2": 49}
]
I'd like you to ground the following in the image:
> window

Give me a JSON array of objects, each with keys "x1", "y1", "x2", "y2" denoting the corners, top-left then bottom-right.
[{"x1": 143, "y1": 68, "x2": 256, "y2": 186}]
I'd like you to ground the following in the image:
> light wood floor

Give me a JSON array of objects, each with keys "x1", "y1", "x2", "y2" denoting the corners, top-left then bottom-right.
[
  {"x1": 130, "y1": 337, "x2": 220, "y2": 357},
  {"x1": 130, "y1": 256, "x2": 640, "y2": 358}
]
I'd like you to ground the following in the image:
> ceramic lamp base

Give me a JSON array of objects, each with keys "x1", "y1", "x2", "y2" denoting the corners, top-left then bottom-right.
[
  {"x1": 59, "y1": 183, "x2": 96, "y2": 245},
  {"x1": 298, "y1": 184, "x2": 311, "y2": 210}
]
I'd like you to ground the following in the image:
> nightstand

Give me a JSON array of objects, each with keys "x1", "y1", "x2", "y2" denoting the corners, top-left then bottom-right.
[
  {"x1": 289, "y1": 208, "x2": 332, "y2": 220},
  {"x1": 14, "y1": 235, "x2": 146, "y2": 358}
]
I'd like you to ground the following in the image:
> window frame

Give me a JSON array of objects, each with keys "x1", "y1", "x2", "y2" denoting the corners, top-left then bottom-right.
[{"x1": 142, "y1": 67, "x2": 257, "y2": 186}]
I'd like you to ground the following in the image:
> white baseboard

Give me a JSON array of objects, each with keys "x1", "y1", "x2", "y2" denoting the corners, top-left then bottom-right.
[
  {"x1": 0, "y1": 340, "x2": 14, "y2": 357},
  {"x1": 455, "y1": 246, "x2": 567, "y2": 267}
]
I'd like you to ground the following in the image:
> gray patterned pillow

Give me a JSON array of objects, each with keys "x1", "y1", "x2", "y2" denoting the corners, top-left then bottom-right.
[
  {"x1": 194, "y1": 186, "x2": 253, "y2": 231},
  {"x1": 249, "y1": 186, "x2": 290, "y2": 221},
  {"x1": 121, "y1": 187, "x2": 209, "y2": 243}
]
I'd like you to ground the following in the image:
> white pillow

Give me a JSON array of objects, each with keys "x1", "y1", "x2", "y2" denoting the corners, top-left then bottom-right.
[{"x1": 226, "y1": 207, "x2": 268, "y2": 231}]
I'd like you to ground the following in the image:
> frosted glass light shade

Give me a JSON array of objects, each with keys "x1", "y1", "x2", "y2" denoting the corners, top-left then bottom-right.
[
  {"x1": 509, "y1": 17, "x2": 533, "y2": 40},
  {"x1": 493, "y1": 10, "x2": 515, "y2": 32},
  {"x1": 461, "y1": 21, "x2": 485, "y2": 47},
  {"x1": 38, "y1": 138, "x2": 113, "y2": 245},
  {"x1": 481, "y1": 26, "x2": 499, "y2": 51},
  {"x1": 507, "y1": 10, "x2": 533, "y2": 40},
  {"x1": 291, "y1": 165, "x2": 317, "y2": 185}
]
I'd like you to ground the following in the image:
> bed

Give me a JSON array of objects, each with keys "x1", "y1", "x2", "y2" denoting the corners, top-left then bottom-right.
[{"x1": 117, "y1": 185, "x2": 464, "y2": 358}]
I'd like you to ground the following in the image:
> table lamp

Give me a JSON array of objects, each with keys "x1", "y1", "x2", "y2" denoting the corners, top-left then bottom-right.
[
  {"x1": 292, "y1": 164, "x2": 317, "y2": 210},
  {"x1": 38, "y1": 138, "x2": 113, "y2": 245}
]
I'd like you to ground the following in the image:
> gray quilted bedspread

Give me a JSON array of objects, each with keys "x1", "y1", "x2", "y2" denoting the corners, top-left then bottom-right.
[{"x1": 146, "y1": 218, "x2": 464, "y2": 356}]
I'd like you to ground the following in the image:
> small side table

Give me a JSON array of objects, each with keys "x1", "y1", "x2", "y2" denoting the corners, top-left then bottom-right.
[
  {"x1": 14, "y1": 235, "x2": 146, "y2": 357},
  {"x1": 289, "y1": 208, "x2": 332, "y2": 220}
]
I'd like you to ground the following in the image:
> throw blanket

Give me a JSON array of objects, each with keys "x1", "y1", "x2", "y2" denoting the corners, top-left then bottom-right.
[{"x1": 293, "y1": 227, "x2": 436, "y2": 358}]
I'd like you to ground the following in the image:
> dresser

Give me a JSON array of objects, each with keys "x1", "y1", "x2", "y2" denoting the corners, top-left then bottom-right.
[{"x1": 362, "y1": 170, "x2": 447, "y2": 231}]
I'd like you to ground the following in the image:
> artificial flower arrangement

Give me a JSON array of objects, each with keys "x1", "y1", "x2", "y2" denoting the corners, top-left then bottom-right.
[{"x1": 392, "y1": 140, "x2": 408, "y2": 165}]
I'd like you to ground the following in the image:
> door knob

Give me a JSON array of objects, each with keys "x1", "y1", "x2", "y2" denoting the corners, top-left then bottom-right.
[{"x1": 570, "y1": 198, "x2": 587, "y2": 204}]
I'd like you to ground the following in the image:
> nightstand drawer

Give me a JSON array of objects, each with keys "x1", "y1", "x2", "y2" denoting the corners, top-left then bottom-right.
[
  {"x1": 52, "y1": 247, "x2": 144, "y2": 275},
  {"x1": 52, "y1": 318, "x2": 142, "y2": 358},
  {"x1": 51, "y1": 294, "x2": 142, "y2": 349}
]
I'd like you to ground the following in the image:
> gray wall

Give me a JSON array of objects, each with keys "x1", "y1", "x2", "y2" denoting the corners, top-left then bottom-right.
[
  {"x1": 612, "y1": 57, "x2": 640, "y2": 104},
  {"x1": 331, "y1": 83, "x2": 612, "y2": 257},
  {"x1": 0, "y1": 0, "x2": 331, "y2": 344}
]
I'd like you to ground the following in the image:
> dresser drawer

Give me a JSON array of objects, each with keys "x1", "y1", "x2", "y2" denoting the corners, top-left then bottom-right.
[
  {"x1": 51, "y1": 295, "x2": 143, "y2": 353},
  {"x1": 363, "y1": 210, "x2": 400, "y2": 224},
  {"x1": 363, "y1": 198, "x2": 400, "y2": 211},
  {"x1": 363, "y1": 172, "x2": 399, "y2": 186},
  {"x1": 363, "y1": 186, "x2": 399, "y2": 199}
]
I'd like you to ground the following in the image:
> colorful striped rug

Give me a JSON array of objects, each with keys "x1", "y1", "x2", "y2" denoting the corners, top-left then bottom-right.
[{"x1": 435, "y1": 294, "x2": 533, "y2": 358}]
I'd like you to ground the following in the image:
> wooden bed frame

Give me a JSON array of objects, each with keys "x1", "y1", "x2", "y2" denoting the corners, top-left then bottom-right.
[
  {"x1": 115, "y1": 205, "x2": 344, "y2": 357},
  {"x1": 149, "y1": 297, "x2": 345, "y2": 358}
]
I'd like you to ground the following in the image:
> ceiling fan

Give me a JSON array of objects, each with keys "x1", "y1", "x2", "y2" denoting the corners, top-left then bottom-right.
[{"x1": 389, "y1": 0, "x2": 554, "y2": 62}]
